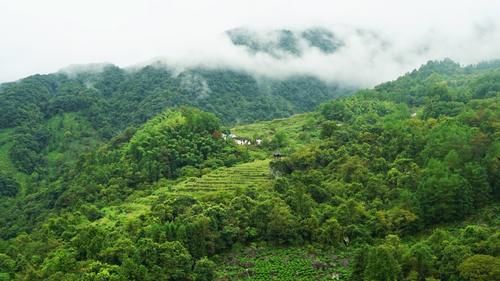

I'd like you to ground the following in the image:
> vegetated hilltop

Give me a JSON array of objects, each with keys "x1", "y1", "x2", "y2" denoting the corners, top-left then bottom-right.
[
  {"x1": 0, "y1": 62, "x2": 353, "y2": 213},
  {"x1": 0, "y1": 59, "x2": 498, "y2": 280},
  {"x1": 226, "y1": 27, "x2": 344, "y2": 58},
  {"x1": 0, "y1": 63, "x2": 349, "y2": 187}
]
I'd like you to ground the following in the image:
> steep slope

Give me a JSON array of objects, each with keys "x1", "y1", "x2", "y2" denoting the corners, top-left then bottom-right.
[
  {"x1": 0, "y1": 64, "x2": 349, "y2": 184},
  {"x1": 0, "y1": 59, "x2": 498, "y2": 281},
  {"x1": 232, "y1": 113, "x2": 321, "y2": 152},
  {"x1": 171, "y1": 159, "x2": 272, "y2": 195},
  {"x1": 94, "y1": 160, "x2": 273, "y2": 230}
]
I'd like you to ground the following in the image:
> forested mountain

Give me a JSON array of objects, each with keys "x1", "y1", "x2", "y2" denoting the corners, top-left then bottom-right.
[
  {"x1": 0, "y1": 64, "x2": 347, "y2": 133},
  {"x1": 0, "y1": 59, "x2": 499, "y2": 280},
  {"x1": 226, "y1": 27, "x2": 343, "y2": 57},
  {"x1": 0, "y1": 64, "x2": 348, "y2": 184}
]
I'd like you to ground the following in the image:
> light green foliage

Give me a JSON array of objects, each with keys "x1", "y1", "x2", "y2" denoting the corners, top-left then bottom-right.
[
  {"x1": 232, "y1": 113, "x2": 321, "y2": 151},
  {"x1": 171, "y1": 159, "x2": 271, "y2": 196},
  {"x1": 0, "y1": 254, "x2": 15, "y2": 280},
  {"x1": 458, "y1": 255, "x2": 500, "y2": 281}
]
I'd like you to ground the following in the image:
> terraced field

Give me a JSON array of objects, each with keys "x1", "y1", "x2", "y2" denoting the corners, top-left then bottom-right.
[
  {"x1": 99, "y1": 159, "x2": 274, "y2": 225},
  {"x1": 173, "y1": 159, "x2": 272, "y2": 194}
]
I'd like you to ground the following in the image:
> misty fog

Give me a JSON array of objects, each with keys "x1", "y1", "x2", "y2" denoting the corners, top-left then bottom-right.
[{"x1": 1, "y1": 0, "x2": 499, "y2": 86}]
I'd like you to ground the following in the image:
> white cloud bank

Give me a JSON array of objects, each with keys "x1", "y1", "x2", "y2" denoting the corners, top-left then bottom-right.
[{"x1": 0, "y1": 0, "x2": 499, "y2": 86}]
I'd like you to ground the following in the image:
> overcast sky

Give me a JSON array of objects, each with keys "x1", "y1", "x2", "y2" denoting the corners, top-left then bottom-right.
[{"x1": 1, "y1": 0, "x2": 499, "y2": 85}]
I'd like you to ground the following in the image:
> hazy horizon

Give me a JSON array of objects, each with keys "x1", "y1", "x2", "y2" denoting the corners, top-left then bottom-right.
[{"x1": 1, "y1": 0, "x2": 499, "y2": 86}]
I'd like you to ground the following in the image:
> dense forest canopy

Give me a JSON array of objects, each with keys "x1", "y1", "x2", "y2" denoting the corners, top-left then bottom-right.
[
  {"x1": 0, "y1": 59, "x2": 498, "y2": 280},
  {"x1": 0, "y1": 65, "x2": 347, "y2": 131},
  {"x1": 0, "y1": 64, "x2": 348, "y2": 181}
]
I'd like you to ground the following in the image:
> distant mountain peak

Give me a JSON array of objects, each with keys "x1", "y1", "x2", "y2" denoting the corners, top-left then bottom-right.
[{"x1": 226, "y1": 27, "x2": 343, "y2": 58}]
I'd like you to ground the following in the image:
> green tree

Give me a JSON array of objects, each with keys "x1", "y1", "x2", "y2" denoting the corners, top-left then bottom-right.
[
  {"x1": 417, "y1": 160, "x2": 473, "y2": 224},
  {"x1": 438, "y1": 243, "x2": 472, "y2": 281},
  {"x1": 269, "y1": 130, "x2": 289, "y2": 150},
  {"x1": 364, "y1": 244, "x2": 400, "y2": 281},
  {"x1": 40, "y1": 248, "x2": 78, "y2": 278},
  {"x1": 0, "y1": 254, "x2": 15, "y2": 280},
  {"x1": 317, "y1": 217, "x2": 343, "y2": 246},
  {"x1": 350, "y1": 245, "x2": 368, "y2": 281},
  {"x1": 463, "y1": 162, "x2": 491, "y2": 208},
  {"x1": 406, "y1": 242, "x2": 435, "y2": 281},
  {"x1": 0, "y1": 174, "x2": 19, "y2": 197},
  {"x1": 194, "y1": 257, "x2": 216, "y2": 281},
  {"x1": 320, "y1": 100, "x2": 352, "y2": 122},
  {"x1": 458, "y1": 255, "x2": 500, "y2": 281}
]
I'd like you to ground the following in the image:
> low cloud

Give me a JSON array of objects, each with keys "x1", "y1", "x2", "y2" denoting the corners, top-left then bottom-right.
[
  {"x1": 146, "y1": 23, "x2": 500, "y2": 87},
  {"x1": 1, "y1": 0, "x2": 499, "y2": 86}
]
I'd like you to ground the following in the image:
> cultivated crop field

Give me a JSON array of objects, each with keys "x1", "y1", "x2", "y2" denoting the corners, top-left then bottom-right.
[
  {"x1": 175, "y1": 159, "x2": 272, "y2": 194},
  {"x1": 215, "y1": 246, "x2": 352, "y2": 281}
]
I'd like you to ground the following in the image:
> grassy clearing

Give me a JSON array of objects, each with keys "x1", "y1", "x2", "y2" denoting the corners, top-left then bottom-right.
[{"x1": 98, "y1": 202, "x2": 152, "y2": 228}]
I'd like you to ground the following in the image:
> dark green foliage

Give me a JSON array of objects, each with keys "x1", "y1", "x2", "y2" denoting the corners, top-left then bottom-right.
[
  {"x1": 417, "y1": 159, "x2": 473, "y2": 224},
  {"x1": 51, "y1": 107, "x2": 248, "y2": 209},
  {"x1": 264, "y1": 59, "x2": 499, "y2": 280},
  {"x1": 124, "y1": 108, "x2": 233, "y2": 181},
  {"x1": 0, "y1": 75, "x2": 54, "y2": 128},
  {"x1": 9, "y1": 127, "x2": 49, "y2": 173},
  {"x1": 227, "y1": 28, "x2": 301, "y2": 57},
  {"x1": 302, "y1": 28, "x2": 342, "y2": 53},
  {"x1": 350, "y1": 246, "x2": 368, "y2": 281},
  {"x1": 0, "y1": 59, "x2": 498, "y2": 281},
  {"x1": 470, "y1": 71, "x2": 500, "y2": 99},
  {"x1": 0, "y1": 174, "x2": 19, "y2": 197},
  {"x1": 406, "y1": 242, "x2": 436, "y2": 281},
  {"x1": 0, "y1": 253, "x2": 15, "y2": 280},
  {"x1": 137, "y1": 239, "x2": 192, "y2": 280},
  {"x1": 193, "y1": 257, "x2": 216, "y2": 281},
  {"x1": 227, "y1": 27, "x2": 344, "y2": 56},
  {"x1": 364, "y1": 244, "x2": 400, "y2": 281},
  {"x1": 0, "y1": 64, "x2": 346, "y2": 178}
]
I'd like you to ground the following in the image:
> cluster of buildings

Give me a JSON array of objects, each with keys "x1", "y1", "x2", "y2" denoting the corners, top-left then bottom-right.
[{"x1": 222, "y1": 133, "x2": 263, "y2": 146}]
